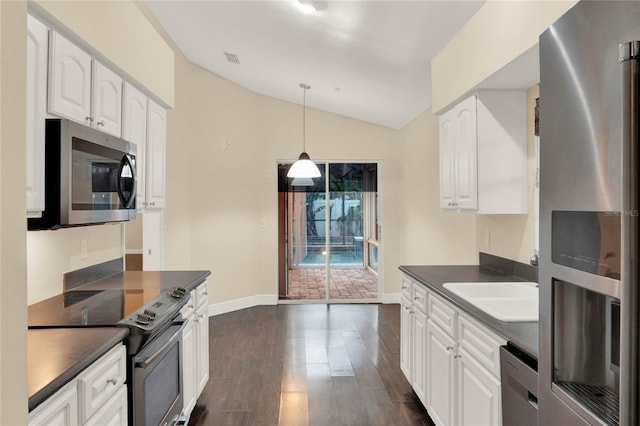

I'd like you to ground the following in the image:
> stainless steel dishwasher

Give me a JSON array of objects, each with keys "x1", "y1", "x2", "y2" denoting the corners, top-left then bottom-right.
[{"x1": 500, "y1": 343, "x2": 539, "y2": 426}]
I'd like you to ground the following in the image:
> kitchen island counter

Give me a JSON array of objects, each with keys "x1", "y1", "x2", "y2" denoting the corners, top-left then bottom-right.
[{"x1": 399, "y1": 263, "x2": 538, "y2": 359}]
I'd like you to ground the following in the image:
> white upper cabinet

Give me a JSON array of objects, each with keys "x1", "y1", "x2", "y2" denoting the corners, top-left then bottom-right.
[
  {"x1": 49, "y1": 31, "x2": 92, "y2": 125},
  {"x1": 26, "y1": 15, "x2": 48, "y2": 218},
  {"x1": 92, "y1": 61, "x2": 122, "y2": 137},
  {"x1": 49, "y1": 31, "x2": 123, "y2": 138},
  {"x1": 439, "y1": 90, "x2": 527, "y2": 214},
  {"x1": 146, "y1": 100, "x2": 166, "y2": 209},
  {"x1": 122, "y1": 82, "x2": 148, "y2": 209}
]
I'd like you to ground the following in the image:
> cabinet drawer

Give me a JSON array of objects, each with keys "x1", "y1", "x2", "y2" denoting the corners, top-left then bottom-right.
[
  {"x1": 458, "y1": 314, "x2": 506, "y2": 377},
  {"x1": 401, "y1": 275, "x2": 412, "y2": 299},
  {"x1": 412, "y1": 283, "x2": 427, "y2": 314},
  {"x1": 77, "y1": 344, "x2": 127, "y2": 423},
  {"x1": 29, "y1": 380, "x2": 78, "y2": 425},
  {"x1": 84, "y1": 384, "x2": 127, "y2": 426},
  {"x1": 196, "y1": 282, "x2": 209, "y2": 308},
  {"x1": 427, "y1": 292, "x2": 458, "y2": 338}
]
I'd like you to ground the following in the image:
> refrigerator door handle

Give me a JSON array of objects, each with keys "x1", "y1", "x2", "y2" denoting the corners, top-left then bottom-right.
[{"x1": 619, "y1": 40, "x2": 640, "y2": 426}]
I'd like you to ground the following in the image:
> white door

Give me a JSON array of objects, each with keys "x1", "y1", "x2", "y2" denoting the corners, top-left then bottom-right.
[
  {"x1": 400, "y1": 296, "x2": 412, "y2": 381},
  {"x1": 412, "y1": 308, "x2": 427, "y2": 405},
  {"x1": 49, "y1": 32, "x2": 92, "y2": 125},
  {"x1": 457, "y1": 348, "x2": 502, "y2": 426},
  {"x1": 426, "y1": 321, "x2": 457, "y2": 426},
  {"x1": 122, "y1": 82, "x2": 148, "y2": 210},
  {"x1": 146, "y1": 100, "x2": 166, "y2": 209},
  {"x1": 26, "y1": 15, "x2": 48, "y2": 217},
  {"x1": 92, "y1": 61, "x2": 122, "y2": 137},
  {"x1": 142, "y1": 209, "x2": 163, "y2": 270},
  {"x1": 453, "y1": 96, "x2": 477, "y2": 210},
  {"x1": 438, "y1": 111, "x2": 456, "y2": 209}
]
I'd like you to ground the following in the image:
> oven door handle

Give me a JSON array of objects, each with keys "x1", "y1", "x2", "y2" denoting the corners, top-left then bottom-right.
[{"x1": 134, "y1": 318, "x2": 187, "y2": 369}]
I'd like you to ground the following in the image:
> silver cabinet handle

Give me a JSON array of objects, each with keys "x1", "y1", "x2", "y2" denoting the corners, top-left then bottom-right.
[
  {"x1": 404, "y1": 306, "x2": 411, "y2": 311},
  {"x1": 85, "y1": 116, "x2": 94, "y2": 122},
  {"x1": 96, "y1": 120, "x2": 105, "y2": 126},
  {"x1": 414, "y1": 296, "x2": 421, "y2": 301},
  {"x1": 446, "y1": 346, "x2": 453, "y2": 351},
  {"x1": 454, "y1": 354, "x2": 462, "y2": 359},
  {"x1": 107, "y1": 377, "x2": 118, "y2": 386}
]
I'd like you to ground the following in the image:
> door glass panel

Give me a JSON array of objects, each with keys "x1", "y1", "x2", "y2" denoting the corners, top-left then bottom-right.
[{"x1": 278, "y1": 162, "x2": 379, "y2": 301}]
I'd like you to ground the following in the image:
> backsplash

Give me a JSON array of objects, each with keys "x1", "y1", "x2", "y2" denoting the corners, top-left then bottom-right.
[{"x1": 479, "y1": 252, "x2": 538, "y2": 282}]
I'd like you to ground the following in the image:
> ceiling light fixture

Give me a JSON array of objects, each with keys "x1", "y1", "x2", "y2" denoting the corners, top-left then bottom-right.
[{"x1": 288, "y1": 83, "x2": 321, "y2": 183}]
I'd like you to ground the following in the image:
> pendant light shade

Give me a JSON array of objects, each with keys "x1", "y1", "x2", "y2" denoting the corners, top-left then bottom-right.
[{"x1": 288, "y1": 83, "x2": 321, "y2": 182}]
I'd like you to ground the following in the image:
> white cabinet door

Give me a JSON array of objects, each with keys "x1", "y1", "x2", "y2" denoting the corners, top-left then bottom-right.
[
  {"x1": 195, "y1": 302, "x2": 210, "y2": 395},
  {"x1": 426, "y1": 321, "x2": 457, "y2": 426},
  {"x1": 83, "y1": 385, "x2": 127, "y2": 426},
  {"x1": 49, "y1": 32, "x2": 92, "y2": 125},
  {"x1": 92, "y1": 61, "x2": 122, "y2": 137},
  {"x1": 453, "y1": 96, "x2": 477, "y2": 210},
  {"x1": 122, "y1": 82, "x2": 148, "y2": 210},
  {"x1": 26, "y1": 15, "x2": 48, "y2": 218},
  {"x1": 412, "y1": 308, "x2": 427, "y2": 406},
  {"x1": 457, "y1": 347, "x2": 502, "y2": 426},
  {"x1": 400, "y1": 296, "x2": 412, "y2": 381},
  {"x1": 181, "y1": 314, "x2": 197, "y2": 417},
  {"x1": 29, "y1": 381, "x2": 78, "y2": 426},
  {"x1": 146, "y1": 100, "x2": 166, "y2": 209},
  {"x1": 438, "y1": 111, "x2": 456, "y2": 210}
]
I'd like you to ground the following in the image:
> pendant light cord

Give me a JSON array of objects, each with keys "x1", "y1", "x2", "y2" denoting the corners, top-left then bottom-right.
[{"x1": 300, "y1": 83, "x2": 310, "y2": 153}]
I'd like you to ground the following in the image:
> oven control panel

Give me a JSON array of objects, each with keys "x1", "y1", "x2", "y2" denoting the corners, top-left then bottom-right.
[{"x1": 118, "y1": 287, "x2": 189, "y2": 331}]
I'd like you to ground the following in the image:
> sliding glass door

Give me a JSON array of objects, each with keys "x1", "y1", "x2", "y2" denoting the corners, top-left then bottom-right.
[{"x1": 278, "y1": 162, "x2": 380, "y2": 303}]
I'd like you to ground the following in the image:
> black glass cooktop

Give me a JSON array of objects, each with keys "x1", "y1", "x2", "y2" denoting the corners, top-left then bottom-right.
[{"x1": 28, "y1": 288, "x2": 160, "y2": 327}]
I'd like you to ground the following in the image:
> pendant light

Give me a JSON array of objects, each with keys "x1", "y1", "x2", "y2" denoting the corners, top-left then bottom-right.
[{"x1": 288, "y1": 83, "x2": 321, "y2": 183}]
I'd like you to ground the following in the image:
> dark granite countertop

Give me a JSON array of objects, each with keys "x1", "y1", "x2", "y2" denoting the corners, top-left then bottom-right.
[
  {"x1": 28, "y1": 327, "x2": 129, "y2": 411},
  {"x1": 399, "y1": 264, "x2": 538, "y2": 359}
]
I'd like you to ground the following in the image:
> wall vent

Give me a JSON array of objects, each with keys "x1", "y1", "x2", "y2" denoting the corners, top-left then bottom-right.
[{"x1": 224, "y1": 52, "x2": 240, "y2": 64}]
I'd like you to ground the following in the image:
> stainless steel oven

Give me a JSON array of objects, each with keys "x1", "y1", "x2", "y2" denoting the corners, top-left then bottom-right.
[
  {"x1": 28, "y1": 118, "x2": 137, "y2": 230},
  {"x1": 132, "y1": 318, "x2": 187, "y2": 426}
]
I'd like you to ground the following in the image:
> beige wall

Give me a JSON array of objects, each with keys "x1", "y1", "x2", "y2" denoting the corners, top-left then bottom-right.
[
  {"x1": 1, "y1": 1, "x2": 28, "y2": 423},
  {"x1": 32, "y1": 0, "x2": 175, "y2": 107},
  {"x1": 399, "y1": 109, "x2": 478, "y2": 265},
  {"x1": 431, "y1": 1, "x2": 575, "y2": 113},
  {"x1": 475, "y1": 85, "x2": 539, "y2": 264},
  {"x1": 125, "y1": 215, "x2": 143, "y2": 251},
  {"x1": 27, "y1": 225, "x2": 124, "y2": 304}
]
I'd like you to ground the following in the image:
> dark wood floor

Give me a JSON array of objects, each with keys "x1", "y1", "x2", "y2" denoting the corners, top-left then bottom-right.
[{"x1": 188, "y1": 304, "x2": 435, "y2": 426}]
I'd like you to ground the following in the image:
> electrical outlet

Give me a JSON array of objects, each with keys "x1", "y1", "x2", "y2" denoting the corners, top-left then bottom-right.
[{"x1": 260, "y1": 219, "x2": 267, "y2": 228}]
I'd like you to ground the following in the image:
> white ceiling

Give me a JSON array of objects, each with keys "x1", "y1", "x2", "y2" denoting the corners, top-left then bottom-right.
[{"x1": 145, "y1": 0, "x2": 486, "y2": 129}]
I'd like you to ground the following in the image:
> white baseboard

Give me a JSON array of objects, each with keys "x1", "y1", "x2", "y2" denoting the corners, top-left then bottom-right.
[
  {"x1": 382, "y1": 293, "x2": 401, "y2": 304},
  {"x1": 208, "y1": 293, "x2": 401, "y2": 317},
  {"x1": 208, "y1": 294, "x2": 278, "y2": 317}
]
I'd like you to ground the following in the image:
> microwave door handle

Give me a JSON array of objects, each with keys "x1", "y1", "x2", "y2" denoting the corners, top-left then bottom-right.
[{"x1": 116, "y1": 155, "x2": 137, "y2": 208}]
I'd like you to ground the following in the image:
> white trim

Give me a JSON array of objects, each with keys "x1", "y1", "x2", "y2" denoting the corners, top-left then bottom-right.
[
  {"x1": 208, "y1": 294, "x2": 277, "y2": 317},
  {"x1": 383, "y1": 293, "x2": 401, "y2": 304},
  {"x1": 125, "y1": 248, "x2": 143, "y2": 254},
  {"x1": 208, "y1": 293, "x2": 400, "y2": 316}
]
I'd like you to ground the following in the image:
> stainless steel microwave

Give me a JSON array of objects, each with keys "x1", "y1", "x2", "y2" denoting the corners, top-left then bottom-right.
[{"x1": 28, "y1": 119, "x2": 137, "y2": 230}]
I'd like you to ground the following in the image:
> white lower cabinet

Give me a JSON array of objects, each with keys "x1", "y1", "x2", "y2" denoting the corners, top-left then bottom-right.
[
  {"x1": 29, "y1": 343, "x2": 127, "y2": 426},
  {"x1": 426, "y1": 321, "x2": 457, "y2": 426},
  {"x1": 457, "y1": 347, "x2": 502, "y2": 426},
  {"x1": 400, "y1": 274, "x2": 507, "y2": 426},
  {"x1": 181, "y1": 280, "x2": 210, "y2": 420}
]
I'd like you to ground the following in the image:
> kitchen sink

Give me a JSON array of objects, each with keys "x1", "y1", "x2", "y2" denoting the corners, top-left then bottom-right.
[{"x1": 442, "y1": 281, "x2": 538, "y2": 322}]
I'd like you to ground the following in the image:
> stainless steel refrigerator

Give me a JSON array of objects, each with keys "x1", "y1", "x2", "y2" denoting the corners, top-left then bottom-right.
[{"x1": 539, "y1": 1, "x2": 640, "y2": 425}]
